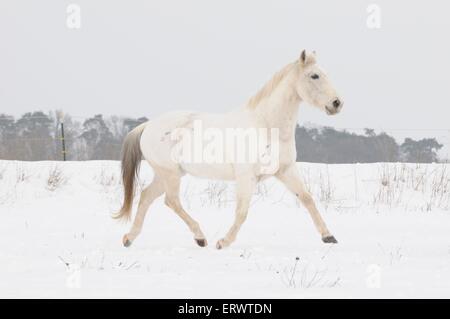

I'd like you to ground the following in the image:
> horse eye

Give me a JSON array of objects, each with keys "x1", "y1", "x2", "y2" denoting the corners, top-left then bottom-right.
[{"x1": 311, "y1": 74, "x2": 319, "y2": 80}]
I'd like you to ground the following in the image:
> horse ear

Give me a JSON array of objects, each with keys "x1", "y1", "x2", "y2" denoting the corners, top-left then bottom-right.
[
  {"x1": 300, "y1": 50, "x2": 306, "y2": 63},
  {"x1": 300, "y1": 50, "x2": 316, "y2": 66}
]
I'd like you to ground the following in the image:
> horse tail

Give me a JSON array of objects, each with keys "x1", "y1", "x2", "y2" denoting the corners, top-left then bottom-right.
[{"x1": 113, "y1": 122, "x2": 147, "y2": 221}]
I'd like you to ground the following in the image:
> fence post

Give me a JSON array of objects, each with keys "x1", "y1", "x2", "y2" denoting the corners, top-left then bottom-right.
[{"x1": 57, "y1": 111, "x2": 66, "y2": 161}]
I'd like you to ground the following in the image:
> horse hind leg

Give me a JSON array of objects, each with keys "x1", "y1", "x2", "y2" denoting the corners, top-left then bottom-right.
[
  {"x1": 163, "y1": 173, "x2": 207, "y2": 247},
  {"x1": 122, "y1": 176, "x2": 164, "y2": 247},
  {"x1": 165, "y1": 194, "x2": 208, "y2": 247}
]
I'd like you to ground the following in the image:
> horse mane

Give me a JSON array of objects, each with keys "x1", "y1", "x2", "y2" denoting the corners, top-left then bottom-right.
[{"x1": 246, "y1": 61, "x2": 298, "y2": 108}]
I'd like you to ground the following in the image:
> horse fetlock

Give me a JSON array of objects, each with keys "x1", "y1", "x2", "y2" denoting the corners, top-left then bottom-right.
[
  {"x1": 191, "y1": 222, "x2": 204, "y2": 236},
  {"x1": 216, "y1": 238, "x2": 231, "y2": 249}
]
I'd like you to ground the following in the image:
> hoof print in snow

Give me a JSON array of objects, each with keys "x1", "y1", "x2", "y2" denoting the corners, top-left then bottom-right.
[
  {"x1": 195, "y1": 238, "x2": 207, "y2": 247},
  {"x1": 322, "y1": 235, "x2": 338, "y2": 244}
]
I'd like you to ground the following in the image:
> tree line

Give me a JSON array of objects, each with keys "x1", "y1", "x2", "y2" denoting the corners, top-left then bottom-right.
[
  {"x1": 0, "y1": 111, "x2": 444, "y2": 163},
  {"x1": 295, "y1": 125, "x2": 443, "y2": 163}
]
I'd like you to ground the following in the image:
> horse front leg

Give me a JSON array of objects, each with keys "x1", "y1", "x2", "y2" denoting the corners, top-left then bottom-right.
[
  {"x1": 216, "y1": 175, "x2": 256, "y2": 249},
  {"x1": 276, "y1": 165, "x2": 337, "y2": 243}
]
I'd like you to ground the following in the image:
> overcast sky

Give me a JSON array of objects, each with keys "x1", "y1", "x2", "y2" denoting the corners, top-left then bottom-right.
[{"x1": 1, "y1": 0, "x2": 449, "y2": 154}]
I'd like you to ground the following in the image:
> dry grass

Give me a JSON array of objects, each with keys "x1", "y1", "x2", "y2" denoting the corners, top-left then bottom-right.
[
  {"x1": 0, "y1": 165, "x2": 6, "y2": 180},
  {"x1": 373, "y1": 163, "x2": 450, "y2": 211},
  {"x1": 15, "y1": 165, "x2": 30, "y2": 183},
  {"x1": 97, "y1": 168, "x2": 118, "y2": 189},
  {"x1": 200, "y1": 181, "x2": 229, "y2": 208},
  {"x1": 318, "y1": 165, "x2": 334, "y2": 207},
  {"x1": 280, "y1": 257, "x2": 340, "y2": 289},
  {"x1": 47, "y1": 166, "x2": 66, "y2": 191}
]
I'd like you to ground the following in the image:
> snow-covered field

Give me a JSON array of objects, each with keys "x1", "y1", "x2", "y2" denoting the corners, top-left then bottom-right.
[{"x1": 0, "y1": 160, "x2": 449, "y2": 298}]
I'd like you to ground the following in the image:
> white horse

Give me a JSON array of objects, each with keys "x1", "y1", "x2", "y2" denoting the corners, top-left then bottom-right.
[{"x1": 114, "y1": 50, "x2": 343, "y2": 249}]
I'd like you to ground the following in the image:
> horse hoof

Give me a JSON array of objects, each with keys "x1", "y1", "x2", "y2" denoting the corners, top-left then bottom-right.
[
  {"x1": 322, "y1": 235, "x2": 338, "y2": 244},
  {"x1": 123, "y1": 235, "x2": 132, "y2": 247},
  {"x1": 195, "y1": 238, "x2": 208, "y2": 247},
  {"x1": 216, "y1": 239, "x2": 226, "y2": 250}
]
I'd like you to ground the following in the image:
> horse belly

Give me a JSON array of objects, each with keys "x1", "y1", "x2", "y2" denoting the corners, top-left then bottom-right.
[{"x1": 180, "y1": 163, "x2": 235, "y2": 180}]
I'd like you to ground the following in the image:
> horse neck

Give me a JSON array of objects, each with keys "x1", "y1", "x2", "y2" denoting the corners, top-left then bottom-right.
[{"x1": 254, "y1": 70, "x2": 301, "y2": 134}]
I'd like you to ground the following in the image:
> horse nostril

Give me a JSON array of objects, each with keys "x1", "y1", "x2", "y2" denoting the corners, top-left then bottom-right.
[{"x1": 332, "y1": 99, "x2": 341, "y2": 108}]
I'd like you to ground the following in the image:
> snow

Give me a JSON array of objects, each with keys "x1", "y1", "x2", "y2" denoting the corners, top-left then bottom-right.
[{"x1": 0, "y1": 160, "x2": 449, "y2": 298}]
